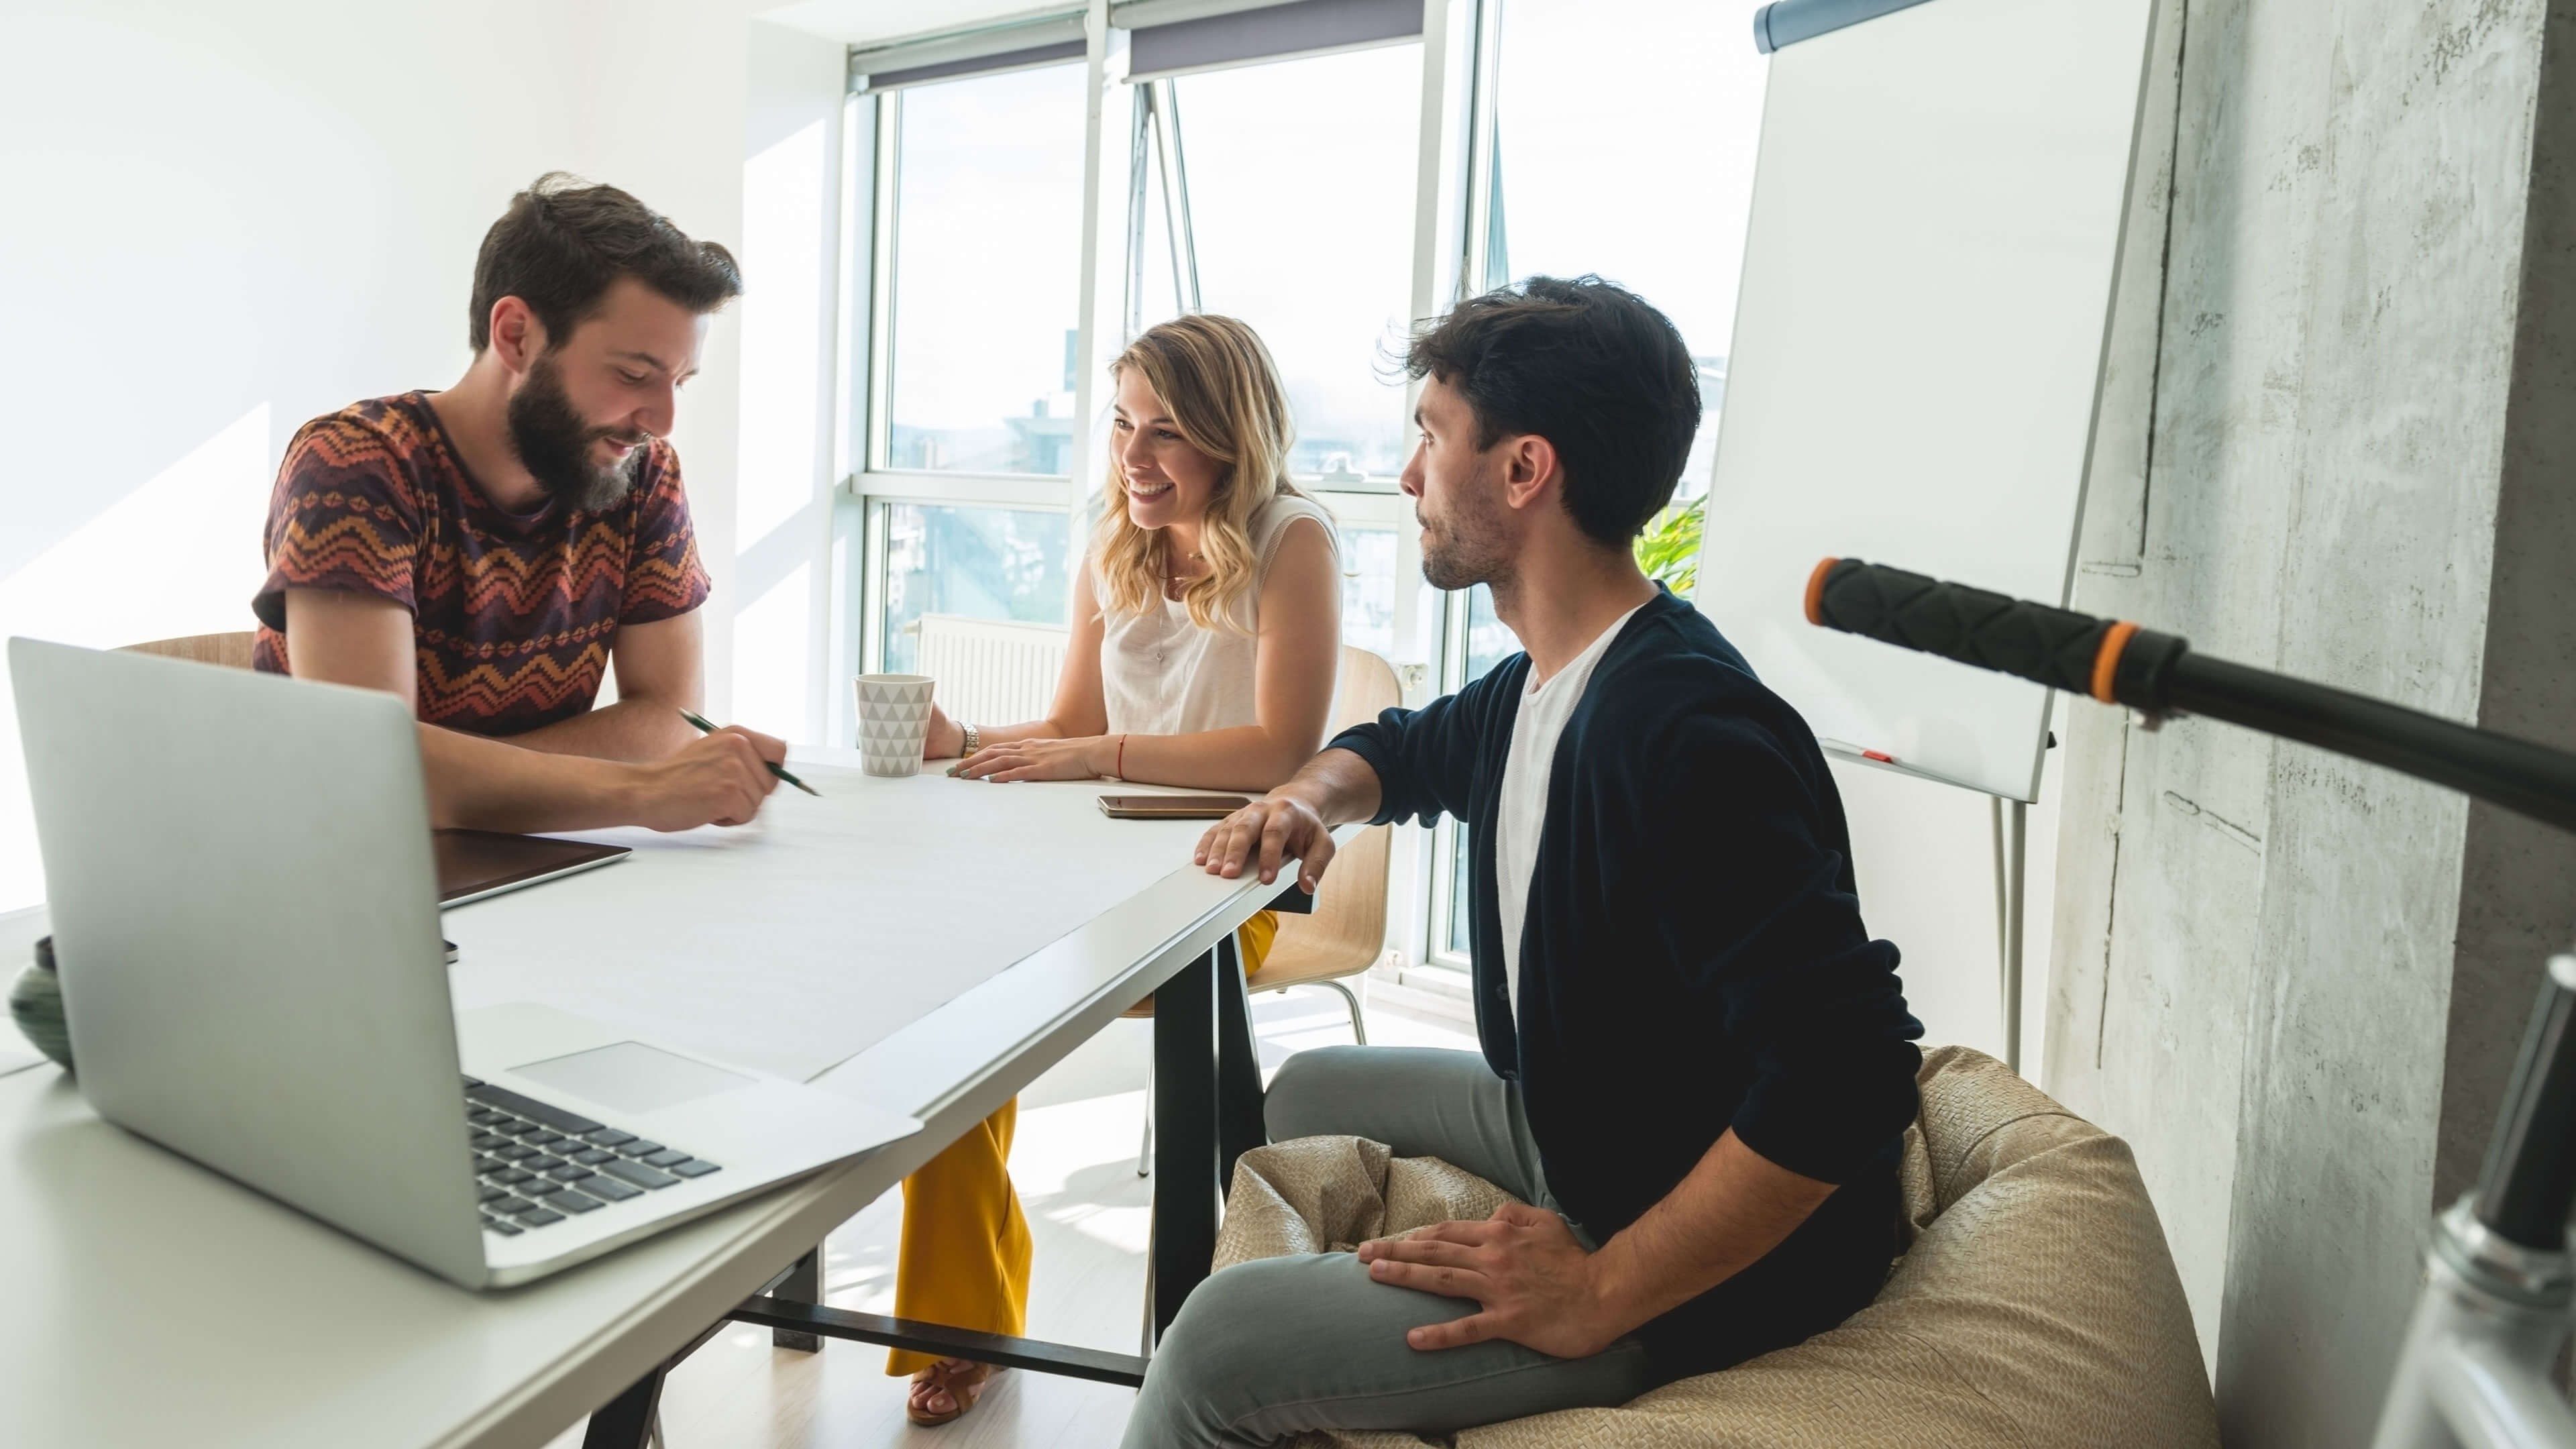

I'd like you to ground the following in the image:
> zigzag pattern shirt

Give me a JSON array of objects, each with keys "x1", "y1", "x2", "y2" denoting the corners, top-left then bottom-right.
[{"x1": 251, "y1": 392, "x2": 710, "y2": 737}]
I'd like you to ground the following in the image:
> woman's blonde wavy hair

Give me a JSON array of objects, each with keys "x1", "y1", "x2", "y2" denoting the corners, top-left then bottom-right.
[{"x1": 1090, "y1": 314, "x2": 1305, "y2": 633}]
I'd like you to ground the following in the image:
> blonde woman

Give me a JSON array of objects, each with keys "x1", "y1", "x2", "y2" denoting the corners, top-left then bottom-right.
[{"x1": 894, "y1": 314, "x2": 1343, "y2": 1426}]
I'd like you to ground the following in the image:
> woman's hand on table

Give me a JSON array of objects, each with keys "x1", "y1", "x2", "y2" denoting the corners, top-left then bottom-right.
[{"x1": 949, "y1": 735, "x2": 1112, "y2": 782}]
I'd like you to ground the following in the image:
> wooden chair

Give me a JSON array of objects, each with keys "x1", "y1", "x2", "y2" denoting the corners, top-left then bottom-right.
[
  {"x1": 1248, "y1": 646, "x2": 1402, "y2": 1043},
  {"x1": 1138, "y1": 645, "x2": 1403, "y2": 1175},
  {"x1": 120, "y1": 632, "x2": 256, "y2": 670}
]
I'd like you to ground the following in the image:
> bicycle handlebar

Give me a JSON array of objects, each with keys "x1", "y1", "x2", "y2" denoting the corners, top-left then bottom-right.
[{"x1": 1807, "y1": 558, "x2": 2576, "y2": 836}]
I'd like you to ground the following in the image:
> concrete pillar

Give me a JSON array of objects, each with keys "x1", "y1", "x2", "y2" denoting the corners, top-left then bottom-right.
[{"x1": 2042, "y1": 1, "x2": 2573, "y2": 1442}]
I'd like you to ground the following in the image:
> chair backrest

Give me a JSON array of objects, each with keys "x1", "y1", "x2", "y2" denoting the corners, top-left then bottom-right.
[
  {"x1": 1260, "y1": 647, "x2": 1402, "y2": 983},
  {"x1": 120, "y1": 632, "x2": 256, "y2": 670}
]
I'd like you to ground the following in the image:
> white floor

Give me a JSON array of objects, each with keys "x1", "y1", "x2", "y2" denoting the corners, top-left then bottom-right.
[{"x1": 544, "y1": 983, "x2": 1479, "y2": 1449}]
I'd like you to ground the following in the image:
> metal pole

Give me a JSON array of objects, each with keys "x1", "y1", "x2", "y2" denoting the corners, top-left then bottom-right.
[
  {"x1": 2004, "y1": 798, "x2": 2027, "y2": 1073},
  {"x1": 1154, "y1": 78, "x2": 1201, "y2": 311},
  {"x1": 1990, "y1": 794, "x2": 2007, "y2": 1018}
]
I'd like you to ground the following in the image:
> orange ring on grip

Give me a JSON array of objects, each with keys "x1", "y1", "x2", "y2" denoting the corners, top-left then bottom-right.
[
  {"x1": 1805, "y1": 558, "x2": 1839, "y2": 627},
  {"x1": 2091, "y1": 621, "x2": 2139, "y2": 704}
]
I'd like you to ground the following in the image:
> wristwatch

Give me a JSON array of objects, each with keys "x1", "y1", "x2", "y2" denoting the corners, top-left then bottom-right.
[{"x1": 959, "y1": 720, "x2": 981, "y2": 756}]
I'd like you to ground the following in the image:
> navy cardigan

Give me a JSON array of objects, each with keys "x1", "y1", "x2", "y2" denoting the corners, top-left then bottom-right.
[{"x1": 1330, "y1": 588, "x2": 1924, "y2": 1377}]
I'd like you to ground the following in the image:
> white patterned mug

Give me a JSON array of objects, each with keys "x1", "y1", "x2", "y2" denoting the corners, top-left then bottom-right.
[{"x1": 853, "y1": 674, "x2": 936, "y2": 777}]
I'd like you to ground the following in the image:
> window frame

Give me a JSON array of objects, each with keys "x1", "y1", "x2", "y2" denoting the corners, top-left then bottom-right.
[
  {"x1": 837, "y1": 0, "x2": 1516, "y2": 983},
  {"x1": 859, "y1": 492, "x2": 1079, "y2": 677}
]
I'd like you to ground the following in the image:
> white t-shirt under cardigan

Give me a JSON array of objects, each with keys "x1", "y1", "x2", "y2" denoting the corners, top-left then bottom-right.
[{"x1": 1493, "y1": 600, "x2": 1647, "y2": 1021}]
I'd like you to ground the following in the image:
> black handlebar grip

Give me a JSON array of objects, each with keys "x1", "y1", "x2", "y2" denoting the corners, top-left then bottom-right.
[{"x1": 1805, "y1": 558, "x2": 2190, "y2": 709}]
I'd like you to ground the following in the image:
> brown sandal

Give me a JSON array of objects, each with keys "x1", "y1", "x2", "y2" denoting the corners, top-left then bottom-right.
[{"x1": 906, "y1": 1357, "x2": 1001, "y2": 1427}]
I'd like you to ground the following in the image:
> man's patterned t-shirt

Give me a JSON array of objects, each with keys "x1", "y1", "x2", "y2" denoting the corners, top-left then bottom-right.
[{"x1": 251, "y1": 392, "x2": 710, "y2": 737}]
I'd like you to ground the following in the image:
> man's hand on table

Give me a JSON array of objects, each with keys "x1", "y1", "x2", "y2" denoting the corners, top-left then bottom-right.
[
  {"x1": 1356, "y1": 1203, "x2": 1631, "y2": 1360},
  {"x1": 628, "y1": 726, "x2": 783, "y2": 830},
  {"x1": 1195, "y1": 795, "x2": 1335, "y2": 893}
]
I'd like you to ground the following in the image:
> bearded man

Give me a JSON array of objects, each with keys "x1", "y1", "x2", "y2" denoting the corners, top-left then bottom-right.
[{"x1": 253, "y1": 174, "x2": 782, "y2": 833}]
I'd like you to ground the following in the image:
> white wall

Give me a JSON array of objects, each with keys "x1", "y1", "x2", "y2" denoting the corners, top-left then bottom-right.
[
  {"x1": 0, "y1": 0, "x2": 851, "y2": 912},
  {"x1": 1832, "y1": 751, "x2": 2062, "y2": 1079},
  {"x1": 734, "y1": 20, "x2": 857, "y2": 748}
]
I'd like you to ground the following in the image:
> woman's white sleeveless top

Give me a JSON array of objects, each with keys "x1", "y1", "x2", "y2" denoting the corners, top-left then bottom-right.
[{"x1": 1097, "y1": 494, "x2": 1340, "y2": 738}]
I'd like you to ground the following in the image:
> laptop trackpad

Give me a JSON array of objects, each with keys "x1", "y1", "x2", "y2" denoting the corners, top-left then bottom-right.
[{"x1": 510, "y1": 1041, "x2": 755, "y2": 1116}]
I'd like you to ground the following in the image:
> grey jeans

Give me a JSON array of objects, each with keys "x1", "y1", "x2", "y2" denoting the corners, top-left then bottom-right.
[{"x1": 1120, "y1": 1046, "x2": 1657, "y2": 1448}]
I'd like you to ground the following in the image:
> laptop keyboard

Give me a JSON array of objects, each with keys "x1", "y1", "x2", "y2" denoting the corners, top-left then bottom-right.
[{"x1": 460, "y1": 1077, "x2": 721, "y2": 1236}]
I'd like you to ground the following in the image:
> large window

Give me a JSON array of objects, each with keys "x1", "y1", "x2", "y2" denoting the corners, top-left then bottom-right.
[
  {"x1": 1176, "y1": 43, "x2": 1421, "y2": 480},
  {"x1": 1419, "y1": 0, "x2": 1768, "y2": 971},
  {"x1": 883, "y1": 64, "x2": 1087, "y2": 476},
  {"x1": 1488, "y1": 0, "x2": 1766, "y2": 491},
  {"x1": 844, "y1": 3, "x2": 1770, "y2": 983}
]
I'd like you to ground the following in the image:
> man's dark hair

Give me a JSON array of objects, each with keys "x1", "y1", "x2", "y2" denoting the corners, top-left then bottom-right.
[
  {"x1": 1404, "y1": 275, "x2": 1701, "y2": 546},
  {"x1": 468, "y1": 173, "x2": 743, "y2": 352}
]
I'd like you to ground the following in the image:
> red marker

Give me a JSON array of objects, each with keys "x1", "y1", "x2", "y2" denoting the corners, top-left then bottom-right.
[{"x1": 1862, "y1": 749, "x2": 1894, "y2": 764}]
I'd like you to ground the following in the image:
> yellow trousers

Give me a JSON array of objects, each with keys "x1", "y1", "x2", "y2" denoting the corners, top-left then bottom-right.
[{"x1": 888, "y1": 912, "x2": 1279, "y2": 1375}]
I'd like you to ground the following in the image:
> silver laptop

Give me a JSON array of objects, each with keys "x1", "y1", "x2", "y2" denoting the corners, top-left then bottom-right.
[{"x1": 10, "y1": 638, "x2": 920, "y2": 1289}]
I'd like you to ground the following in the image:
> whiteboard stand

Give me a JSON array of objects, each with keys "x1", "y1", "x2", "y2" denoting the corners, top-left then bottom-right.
[
  {"x1": 1994, "y1": 796, "x2": 2027, "y2": 1072},
  {"x1": 1823, "y1": 739, "x2": 2043, "y2": 1074},
  {"x1": 1697, "y1": 0, "x2": 2161, "y2": 1081}
]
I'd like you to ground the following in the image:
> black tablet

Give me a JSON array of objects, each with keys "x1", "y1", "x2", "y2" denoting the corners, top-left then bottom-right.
[{"x1": 434, "y1": 829, "x2": 630, "y2": 907}]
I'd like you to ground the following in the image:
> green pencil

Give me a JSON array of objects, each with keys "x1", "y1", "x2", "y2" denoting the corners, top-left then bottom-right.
[{"x1": 678, "y1": 708, "x2": 821, "y2": 796}]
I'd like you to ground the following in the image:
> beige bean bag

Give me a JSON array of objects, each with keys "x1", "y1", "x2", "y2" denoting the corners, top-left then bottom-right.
[{"x1": 1214, "y1": 1045, "x2": 2218, "y2": 1448}]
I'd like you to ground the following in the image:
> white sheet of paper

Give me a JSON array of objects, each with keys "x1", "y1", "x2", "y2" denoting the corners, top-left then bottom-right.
[{"x1": 442, "y1": 765, "x2": 1216, "y2": 1082}]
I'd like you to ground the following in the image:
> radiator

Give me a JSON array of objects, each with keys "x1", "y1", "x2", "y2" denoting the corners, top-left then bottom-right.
[{"x1": 914, "y1": 614, "x2": 1069, "y2": 726}]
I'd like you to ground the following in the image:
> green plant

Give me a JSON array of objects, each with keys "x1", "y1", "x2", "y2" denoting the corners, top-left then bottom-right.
[{"x1": 1633, "y1": 496, "x2": 1705, "y2": 597}]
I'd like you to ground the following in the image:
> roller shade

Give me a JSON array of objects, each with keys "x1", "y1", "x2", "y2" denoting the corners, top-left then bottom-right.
[
  {"x1": 1751, "y1": 0, "x2": 1939, "y2": 54},
  {"x1": 1124, "y1": 0, "x2": 1423, "y2": 82},
  {"x1": 852, "y1": 11, "x2": 1087, "y2": 93}
]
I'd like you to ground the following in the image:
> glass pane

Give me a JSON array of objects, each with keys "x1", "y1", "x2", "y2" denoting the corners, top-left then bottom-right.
[
  {"x1": 1173, "y1": 45, "x2": 1420, "y2": 479},
  {"x1": 1492, "y1": 1, "x2": 1768, "y2": 494},
  {"x1": 1441, "y1": 584, "x2": 1517, "y2": 963},
  {"x1": 1338, "y1": 527, "x2": 1399, "y2": 658},
  {"x1": 888, "y1": 66, "x2": 1087, "y2": 475},
  {"x1": 1447, "y1": 824, "x2": 1474, "y2": 957},
  {"x1": 1462, "y1": 584, "x2": 1513, "y2": 683},
  {"x1": 879, "y1": 504, "x2": 1071, "y2": 673}
]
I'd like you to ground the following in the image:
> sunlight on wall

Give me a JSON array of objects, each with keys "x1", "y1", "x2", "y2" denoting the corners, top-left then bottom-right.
[
  {"x1": 736, "y1": 117, "x2": 828, "y2": 550},
  {"x1": 0, "y1": 405, "x2": 274, "y2": 910},
  {"x1": 730, "y1": 561, "x2": 813, "y2": 742},
  {"x1": 730, "y1": 112, "x2": 834, "y2": 743}
]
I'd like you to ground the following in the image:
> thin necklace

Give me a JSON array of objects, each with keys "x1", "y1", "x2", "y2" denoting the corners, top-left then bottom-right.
[{"x1": 1165, "y1": 542, "x2": 1204, "y2": 596}]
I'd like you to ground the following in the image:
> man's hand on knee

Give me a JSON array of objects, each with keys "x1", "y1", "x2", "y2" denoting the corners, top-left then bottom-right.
[{"x1": 1356, "y1": 1202, "x2": 1625, "y2": 1360}]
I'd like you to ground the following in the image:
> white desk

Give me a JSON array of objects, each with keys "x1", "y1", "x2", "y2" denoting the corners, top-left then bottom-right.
[{"x1": 0, "y1": 755, "x2": 1293, "y2": 1447}]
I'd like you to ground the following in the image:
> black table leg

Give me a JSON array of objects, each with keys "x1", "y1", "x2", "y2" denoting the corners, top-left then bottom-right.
[
  {"x1": 1151, "y1": 947, "x2": 1217, "y2": 1341},
  {"x1": 581, "y1": 1366, "x2": 664, "y2": 1449},
  {"x1": 651, "y1": 925, "x2": 1282, "y2": 1404},
  {"x1": 771, "y1": 1244, "x2": 822, "y2": 1352},
  {"x1": 1214, "y1": 930, "x2": 1266, "y2": 1185}
]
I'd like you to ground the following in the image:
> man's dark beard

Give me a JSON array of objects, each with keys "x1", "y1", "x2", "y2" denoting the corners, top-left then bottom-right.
[
  {"x1": 506, "y1": 354, "x2": 647, "y2": 511},
  {"x1": 1419, "y1": 464, "x2": 1513, "y2": 592}
]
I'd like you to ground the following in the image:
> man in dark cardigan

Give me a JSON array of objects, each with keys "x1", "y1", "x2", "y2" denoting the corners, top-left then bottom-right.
[{"x1": 1122, "y1": 276, "x2": 1925, "y2": 1448}]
